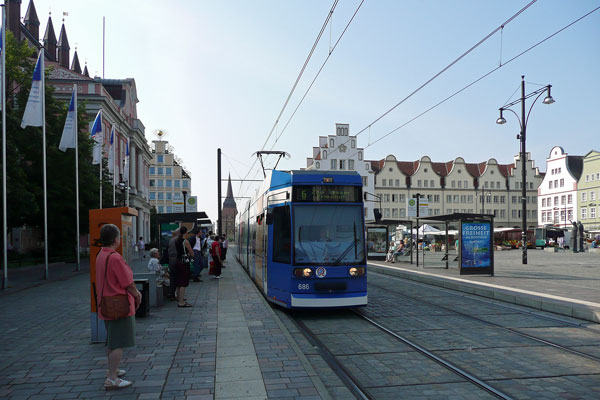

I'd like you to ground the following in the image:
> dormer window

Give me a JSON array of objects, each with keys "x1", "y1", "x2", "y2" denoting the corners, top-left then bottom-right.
[
  {"x1": 358, "y1": 151, "x2": 363, "y2": 161},
  {"x1": 322, "y1": 150, "x2": 327, "y2": 159}
]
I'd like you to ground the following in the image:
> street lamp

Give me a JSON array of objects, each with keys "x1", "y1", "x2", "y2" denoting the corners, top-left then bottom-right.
[{"x1": 496, "y1": 76, "x2": 554, "y2": 264}]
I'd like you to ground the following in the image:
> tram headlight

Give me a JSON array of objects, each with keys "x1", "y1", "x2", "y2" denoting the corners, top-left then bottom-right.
[
  {"x1": 293, "y1": 268, "x2": 313, "y2": 278},
  {"x1": 349, "y1": 267, "x2": 365, "y2": 277}
]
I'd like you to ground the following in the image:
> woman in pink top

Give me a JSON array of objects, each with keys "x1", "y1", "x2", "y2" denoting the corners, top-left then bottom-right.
[{"x1": 96, "y1": 224, "x2": 142, "y2": 390}]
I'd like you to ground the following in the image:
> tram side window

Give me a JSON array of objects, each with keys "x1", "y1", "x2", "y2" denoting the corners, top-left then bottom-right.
[{"x1": 272, "y1": 206, "x2": 291, "y2": 264}]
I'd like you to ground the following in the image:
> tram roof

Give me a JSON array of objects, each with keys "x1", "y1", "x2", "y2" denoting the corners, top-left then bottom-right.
[{"x1": 269, "y1": 170, "x2": 362, "y2": 190}]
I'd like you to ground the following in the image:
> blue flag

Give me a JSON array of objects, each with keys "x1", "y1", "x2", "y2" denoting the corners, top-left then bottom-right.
[
  {"x1": 59, "y1": 89, "x2": 77, "y2": 151},
  {"x1": 20, "y1": 51, "x2": 44, "y2": 128},
  {"x1": 108, "y1": 127, "x2": 115, "y2": 174},
  {"x1": 90, "y1": 109, "x2": 103, "y2": 165},
  {"x1": 123, "y1": 140, "x2": 130, "y2": 183}
]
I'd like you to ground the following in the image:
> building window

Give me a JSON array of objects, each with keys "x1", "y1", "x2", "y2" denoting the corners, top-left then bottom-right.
[
  {"x1": 582, "y1": 192, "x2": 587, "y2": 202},
  {"x1": 330, "y1": 138, "x2": 334, "y2": 147},
  {"x1": 490, "y1": 181, "x2": 495, "y2": 189},
  {"x1": 560, "y1": 210, "x2": 565, "y2": 221},
  {"x1": 392, "y1": 194, "x2": 397, "y2": 202},
  {"x1": 351, "y1": 140, "x2": 356, "y2": 148},
  {"x1": 500, "y1": 196, "x2": 505, "y2": 204},
  {"x1": 451, "y1": 180, "x2": 456, "y2": 188},
  {"x1": 150, "y1": 192, "x2": 156, "y2": 200},
  {"x1": 158, "y1": 192, "x2": 164, "y2": 200},
  {"x1": 381, "y1": 179, "x2": 387, "y2": 187},
  {"x1": 559, "y1": 178, "x2": 564, "y2": 187},
  {"x1": 323, "y1": 150, "x2": 327, "y2": 159},
  {"x1": 549, "y1": 181, "x2": 553, "y2": 189},
  {"x1": 315, "y1": 162, "x2": 320, "y2": 169},
  {"x1": 166, "y1": 167, "x2": 172, "y2": 175},
  {"x1": 331, "y1": 159, "x2": 337, "y2": 170},
  {"x1": 512, "y1": 210, "x2": 517, "y2": 218},
  {"x1": 467, "y1": 195, "x2": 473, "y2": 204},
  {"x1": 447, "y1": 195, "x2": 452, "y2": 203},
  {"x1": 417, "y1": 180, "x2": 422, "y2": 187},
  {"x1": 541, "y1": 212, "x2": 546, "y2": 222},
  {"x1": 182, "y1": 180, "x2": 189, "y2": 188},
  {"x1": 424, "y1": 180, "x2": 429, "y2": 187},
  {"x1": 568, "y1": 194, "x2": 572, "y2": 204},
  {"x1": 554, "y1": 211, "x2": 559, "y2": 222},
  {"x1": 166, "y1": 180, "x2": 172, "y2": 188},
  {"x1": 392, "y1": 208, "x2": 398, "y2": 218},
  {"x1": 362, "y1": 176, "x2": 368, "y2": 186},
  {"x1": 400, "y1": 208, "x2": 406, "y2": 217},
  {"x1": 591, "y1": 207, "x2": 596, "y2": 219},
  {"x1": 149, "y1": 167, "x2": 155, "y2": 174},
  {"x1": 430, "y1": 180, "x2": 434, "y2": 188},
  {"x1": 453, "y1": 195, "x2": 459, "y2": 203},
  {"x1": 158, "y1": 206, "x2": 164, "y2": 213},
  {"x1": 591, "y1": 191, "x2": 596, "y2": 201},
  {"x1": 339, "y1": 160, "x2": 345, "y2": 170},
  {"x1": 174, "y1": 192, "x2": 182, "y2": 200},
  {"x1": 542, "y1": 198, "x2": 546, "y2": 207},
  {"x1": 553, "y1": 196, "x2": 558, "y2": 206},
  {"x1": 500, "y1": 210, "x2": 505, "y2": 218},
  {"x1": 157, "y1": 155, "x2": 164, "y2": 163},
  {"x1": 167, "y1": 206, "x2": 173, "y2": 213},
  {"x1": 396, "y1": 179, "x2": 400, "y2": 187},
  {"x1": 464, "y1": 180, "x2": 468, "y2": 188},
  {"x1": 384, "y1": 194, "x2": 390, "y2": 203},
  {"x1": 348, "y1": 160, "x2": 354, "y2": 170},
  {"x1": 568, "y1": 209, "x2": 573, "y2": 220},
  {"x1": 384, "y1": 208, "x2": 390, "y2": 218},
  {"x1": 157, "y1": 167, "x2": 163, "y2": 175},
  {"x1": 157, "y1": 180, "x2": 163, "y2": 187},
  {"x1": 358, "y1": 151, "x2": 363, "y2": 161},
  {"x1": 560, "y1": 195, "x2": 565, "y2": 205},
  {"x1": 581, "y1": 208, "x2": 587, "y2": 219},
  {"x1": 150, "y1": 180, "x2": 155, "y2": 187}
]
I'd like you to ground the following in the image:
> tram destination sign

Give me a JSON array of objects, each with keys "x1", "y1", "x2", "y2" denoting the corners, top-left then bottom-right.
[{"x1": 293, "y1": 185, "x2": 361, "y2": 203}]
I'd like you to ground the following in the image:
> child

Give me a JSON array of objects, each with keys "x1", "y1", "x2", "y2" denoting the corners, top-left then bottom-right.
[{"x1": 148, "y1": 248, "x2": 170, "y2": 287}]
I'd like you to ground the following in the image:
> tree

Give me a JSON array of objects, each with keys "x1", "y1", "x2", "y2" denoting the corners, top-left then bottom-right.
[{"x1": 0, "y1": 32, "x2": 114, "y2": 258}]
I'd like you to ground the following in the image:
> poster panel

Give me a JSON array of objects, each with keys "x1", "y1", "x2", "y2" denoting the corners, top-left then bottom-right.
[
  {"x1": 460, "y1": 221, "x2": 491, "y2": 268},
  {"x1": 367, "y1": 226, "x2": 388, "y2": 258}
]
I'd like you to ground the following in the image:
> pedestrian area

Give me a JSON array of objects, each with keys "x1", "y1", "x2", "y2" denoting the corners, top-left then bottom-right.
[
  {"x1": 369, "y1": 249, "x2": 600, "y2": 324},
  {"x1": 0, "y1": 256, "x2": 325, "y2": 399}
]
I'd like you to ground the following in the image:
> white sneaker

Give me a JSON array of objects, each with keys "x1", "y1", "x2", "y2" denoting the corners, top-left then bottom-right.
[
  {"x1": 215, "y1": 276, "x2": 222, "y2": 279},
  {"x1": 104, "y1": 377, "x2": 132, "y2": 390},
  {"x1": 106, "y1": 369, "x2": 126, "y2": 377}
]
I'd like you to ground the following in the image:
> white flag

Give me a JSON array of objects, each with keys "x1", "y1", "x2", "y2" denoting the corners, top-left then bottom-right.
[
  {"x1": 107, "y1": 127, "x2": 115, "y2": 174},
  {"x1": 123, "y1": 140, "x2": 130, "y2": 183},
  {"x1": 58, "y1": 89, "x2": 77, "y2": 151},
  {"x1": 90, "y1": 110, "x2": 103, "y2": 165},
  {"x1": 20, "y1": 51, "x2": 44, "y2": 128}
]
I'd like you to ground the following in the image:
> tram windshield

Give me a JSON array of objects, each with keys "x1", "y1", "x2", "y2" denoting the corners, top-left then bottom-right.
[{"x1": 293, "y1": 205, "x2": 365, "y2": 265}]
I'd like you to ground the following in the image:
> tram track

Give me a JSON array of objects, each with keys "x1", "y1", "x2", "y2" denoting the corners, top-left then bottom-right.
[
  {"x1": 289, "y1": 310, "x2": 515, "y2": 400},
  {"x1": 366, "y1": 271, "x2": 600, "y2": 363}
]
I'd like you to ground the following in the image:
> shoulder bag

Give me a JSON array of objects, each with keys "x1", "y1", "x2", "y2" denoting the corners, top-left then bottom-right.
[
  {"x1": 100, "y1": 254, "x2": 130, "y2": 320},
  {"x1": 181, "y1": 240, "x2": 192, "y2": 264}
]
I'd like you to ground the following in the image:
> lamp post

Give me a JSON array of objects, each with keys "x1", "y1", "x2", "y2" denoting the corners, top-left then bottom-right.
[
  {"x1": 182, "y1": 190, "x2": 188, "y2": 214},
  {"x1": 496, "y1": 76, "x2": 554, "y2": 264}
]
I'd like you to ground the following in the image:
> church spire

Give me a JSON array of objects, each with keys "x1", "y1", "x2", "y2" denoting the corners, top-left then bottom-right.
[{"x1": 223, "y1": 173, "x2": 237, "y2": 209}]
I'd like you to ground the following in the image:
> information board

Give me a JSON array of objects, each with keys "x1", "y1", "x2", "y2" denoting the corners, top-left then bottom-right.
[
  {"x1": 293, "y1": 186, "x2": 361, "y2": 203},
  {"x1": 407, "y1": 196, "x2": 428, "y2": 217},
  {"x1": 366, "y1": 226, "x2": 388, "y2": 259},
  {"x1": 460, "y1": 220, "x2": 494, "y2": 275}
]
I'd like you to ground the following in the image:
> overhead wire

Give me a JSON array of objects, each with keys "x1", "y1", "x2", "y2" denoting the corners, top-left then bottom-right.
[
  {"x1": 325, "y1": 5, "x2": 600, "y2": 163},
  {"x1": 319, "y1": 0, "x2": 538, "y2": 164},
  {"x1": 237, "y1": 0, "x2": 340, "y2": 196}
]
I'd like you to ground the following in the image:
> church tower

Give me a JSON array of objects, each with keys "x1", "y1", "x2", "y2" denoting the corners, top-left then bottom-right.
[{"x1": 222, "y1": 174, "x2": 238, "y2": 241}]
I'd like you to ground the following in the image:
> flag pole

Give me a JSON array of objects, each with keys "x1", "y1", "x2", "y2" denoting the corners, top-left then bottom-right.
[
  {"x1": 112, "y1": 129, "x2": 116, "y2": 206},
  {"x1": 2, "y1": 5, "x2": 8, "y2": 289},
  {"x1": 74, "y1": 84, "x2": 80, "y2": 271},
  {"x1": 99, "y1": 110, "x2": 102, "y2": 210},
  {"x1": 41, "y1": 50, "x2": 48, "y2": 279}
]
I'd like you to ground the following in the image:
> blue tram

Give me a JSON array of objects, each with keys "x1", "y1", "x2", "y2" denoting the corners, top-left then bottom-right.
[{"x1": 236, "y1": 170, "x2": 367, "y2": 308}]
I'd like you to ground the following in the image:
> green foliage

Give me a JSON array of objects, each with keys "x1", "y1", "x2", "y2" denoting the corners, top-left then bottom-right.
[{"x1": 0, "y1": 31, "x2": 115, "y2": 257}]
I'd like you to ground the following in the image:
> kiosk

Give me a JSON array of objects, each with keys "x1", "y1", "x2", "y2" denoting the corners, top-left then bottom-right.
[{"x1": 89, "y1": 207, "x2": 138, "y2": 343}]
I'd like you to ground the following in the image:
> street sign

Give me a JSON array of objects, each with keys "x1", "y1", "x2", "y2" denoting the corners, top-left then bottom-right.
[
  {"x1": 186, "y1": 196, "x2": 198, "y2": 212},
  {"x1": 407, "y1": 197, "x2": 428, "y2": 217}
]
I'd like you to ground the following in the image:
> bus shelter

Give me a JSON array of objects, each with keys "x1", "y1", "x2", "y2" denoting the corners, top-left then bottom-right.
[
  {"x1": 366, "y1": 219, "x2": 414, "y2": 263},
  {"x1": 156, "y1": 212, "x2": 211, "y2": 253},
  {"x1": 417, "y1": 213, "x2": 495, "y2": 276}
]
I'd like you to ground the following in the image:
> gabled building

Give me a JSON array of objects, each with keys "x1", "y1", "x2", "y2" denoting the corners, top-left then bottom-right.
[
  {"x1": 306, "y1": 123, "x2": 375, "y2": 221},
  {"x1": 537, "y1": 146, "x2": 583, "y2": 228},
  {"x1": 578, "y1": 150, "x2": 600, "y2": 232},
  {"x1": 371, "y1": 153, "x2": 542, "y2": 228}
]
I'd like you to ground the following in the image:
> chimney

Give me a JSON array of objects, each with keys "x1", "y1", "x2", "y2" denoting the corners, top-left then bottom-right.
[
  {"x1": 24, "y1": 0, "x2": 40, "y2": 42},
  {"x1": 6, "y1": 0, "x2": 22, "y2": 42}
]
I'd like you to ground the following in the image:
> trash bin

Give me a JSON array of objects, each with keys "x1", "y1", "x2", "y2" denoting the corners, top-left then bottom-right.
[{"x1": 134, "y1": 278, "x2": 150, "y2": 317}]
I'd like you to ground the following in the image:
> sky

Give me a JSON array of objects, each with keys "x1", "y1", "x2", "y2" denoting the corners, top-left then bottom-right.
[{"x1": 33, "y1": 0, "x2": 600, "y2": 221}]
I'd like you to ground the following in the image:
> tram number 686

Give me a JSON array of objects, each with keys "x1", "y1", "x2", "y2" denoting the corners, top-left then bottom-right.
[{"x1": 297, "y1": 283, "x2": 310, "y2": 290}]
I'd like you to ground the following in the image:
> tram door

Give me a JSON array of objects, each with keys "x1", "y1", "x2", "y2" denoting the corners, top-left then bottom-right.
[{"x1": 255, "y1": 213, "x2": 265, "y2": 291}]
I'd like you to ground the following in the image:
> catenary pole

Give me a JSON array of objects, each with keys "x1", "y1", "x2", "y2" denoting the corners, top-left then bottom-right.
[
  {"x1": 74, "y1": 85, "x2": 80, "y2": 271},
  {"x1": 41, "y1": 52, "x2": 48, "y2": 279},
  {"x1": 217, "y1": 148, "x2": 222, "y2": 236},
  {"x1": 2, "y1": 5, "x2": 7, "y2": 288},
  {"x1": 520, "y1": 76, "x2": 527, "y2": 264}
]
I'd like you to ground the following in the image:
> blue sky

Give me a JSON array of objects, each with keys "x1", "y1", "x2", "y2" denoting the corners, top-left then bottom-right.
[{"x1": 33, "y1": 0, "x2": 600, "y2": 220}]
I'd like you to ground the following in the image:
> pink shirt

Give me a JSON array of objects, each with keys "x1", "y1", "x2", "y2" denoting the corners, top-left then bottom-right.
[{"x1": 96, "y1": 248, "x2": 135, "y2": 320}]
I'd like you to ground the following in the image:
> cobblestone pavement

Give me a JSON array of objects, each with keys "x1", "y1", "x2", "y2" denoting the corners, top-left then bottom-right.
[
  {"x1": 0, "y1": 253, "x2": 327, "y2": 399},
  {"x1": 388, "y1": 248, "x2": 600, "y2": 303}
]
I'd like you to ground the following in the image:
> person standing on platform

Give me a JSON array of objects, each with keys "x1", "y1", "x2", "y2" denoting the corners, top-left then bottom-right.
[
  {"x1": 211, "y1": 236, "x2": 223, "y2": 279},
  {"x1": 190, "y1": 230, "x2": 204, "y2": 282},
  {"x1": 137, "y1": 237, "x2": 145, "y2": 260},
  {"x1": 175, "y1": 226, "x2": 194, "y2": 307},
  {"x1": 96, "y1": 224, "x2": 141, "y2": 390},
  {"x1": 167, "y1": 229, "x2": 179, "y2": 300},
  {"x1": 222, "y1": 235, "x2": 228, "y2": 261}
]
